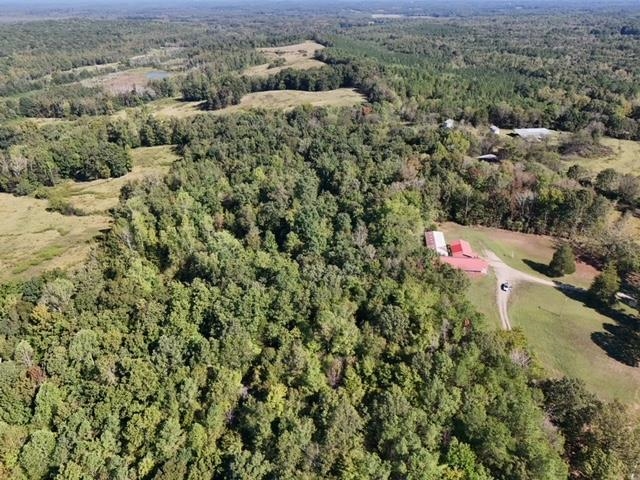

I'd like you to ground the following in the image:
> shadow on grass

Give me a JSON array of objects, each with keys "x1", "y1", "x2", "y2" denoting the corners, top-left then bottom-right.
[
  {"x1": 523, "y1": 259, "x2": 550, "y2": 276},
  {"x1": 555, "y1": 285, "x2": 640, "y2": 367}
]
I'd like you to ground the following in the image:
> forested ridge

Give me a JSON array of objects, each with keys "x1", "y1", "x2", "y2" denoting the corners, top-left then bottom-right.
[{"x1": 1, "y1": 7, "x2": 640, "y2": 480}]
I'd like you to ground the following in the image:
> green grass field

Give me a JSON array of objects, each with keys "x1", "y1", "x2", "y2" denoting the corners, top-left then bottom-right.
[
  {"x1": 439, "y1": 222, "x2": 640, "y2": 409},
  {"x1": 466, "y1": 271, "x2": 501, "y2": 329},
  {"x1": 563, "y1": 136, "x2": 640, "y2": 175},
  {"x1": 0, "y1": 146, "x2": 178, "y2": 283},
  {"x1": 511, "y1": 283, "x2": 640, "y2": 407}
]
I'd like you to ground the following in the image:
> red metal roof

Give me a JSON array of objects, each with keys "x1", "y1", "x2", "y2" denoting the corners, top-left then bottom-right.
[
  {"x1": 450, "y1": 239, "x2": 474, "y2": 258},
  {"x1": 440, "y1": 256, "x2": 488, "y2": 274}
]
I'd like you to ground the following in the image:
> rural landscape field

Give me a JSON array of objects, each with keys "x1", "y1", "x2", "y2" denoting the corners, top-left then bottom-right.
[{"x1": 0, "y1": 0, "x2": 639, "y2": 478}]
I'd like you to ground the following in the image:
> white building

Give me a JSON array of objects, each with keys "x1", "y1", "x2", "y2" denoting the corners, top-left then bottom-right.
[
  {"x1": 425, "y1": 230, "x2": 449, "y2": 256},
  {"x1": 512, "y1": 128, "x2": 552, "y2": 140}
]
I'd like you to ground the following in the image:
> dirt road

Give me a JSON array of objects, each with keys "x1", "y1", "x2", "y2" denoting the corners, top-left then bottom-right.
[{"x1": 483, "y1": 250, "x2": 556, "y2": 330}]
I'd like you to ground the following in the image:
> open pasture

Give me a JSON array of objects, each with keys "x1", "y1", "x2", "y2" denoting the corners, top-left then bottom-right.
[
  {"x1": 558, "y1": 136, "x2": 640, "y2": 175},
  {"x1": 212, "y1": 89, "x2": 366, "y2": 114},
  {"x1": 243, "y1": 41, "x2": 327, "y2": 77},
  {"x1": 146, "y1": 88, "x2": 366, "y2": 119},
  {"x1": 48, "y1": 145, "x2": 178, "y2": 214},
  {"x1": 0, "y1": 146, "x2": 178, "y2": 282},
  {"x1": 0, "y1": 193, "x2": 110, "y2": 281},
  {"x1": 80, "y1": 67, "x2": 172, "y2": 94}
]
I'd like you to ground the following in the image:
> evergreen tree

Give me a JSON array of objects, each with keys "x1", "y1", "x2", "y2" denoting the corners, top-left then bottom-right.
[
  {"x1": 548, "y1": 244, "x2": 576, "y2": 277},
  {"x1": 588, "y1": 262, "x2": 620, "y2": 306}
]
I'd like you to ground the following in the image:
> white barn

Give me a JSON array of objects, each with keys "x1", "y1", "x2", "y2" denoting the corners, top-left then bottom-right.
[{"x1": 425, "y1": 230, "x2": 449, "y2": 256}]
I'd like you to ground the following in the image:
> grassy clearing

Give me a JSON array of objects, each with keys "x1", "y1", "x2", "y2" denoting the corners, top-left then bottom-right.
[
  {"x1": 0, "y1": 146, "x2": 178, "y2": 282},
  {"x1": 47, "y1": 145, "x2": 178, "y2": 214},
  {"x1": 80, "y1": 67, "x2": 170, "y2": 94},
  {"x1": 466, "y1": 270, "x2": 501, "y2": 330},
  {"x1": 439, "y1": 222, "x2": 640, "y2": 408},
  {"x1": 0, "y1": 193, "x2": 110, "y2": 282},
  {"x1": 212, "y1": 89, "x2": 366, "y2": 114},
  {"x1": 147, "y1": 97, "x2": 206, "y2": 119},
  {"x1": 147, "y1": 89, "x2": 366, "y2": 119},
  {"x1": 243, "y1": 41, "x2": 327, "y2": 77},
  {"x1": 562, "y1": 136, "x2": 640, "y2": 175},
  {"x1": 511, "y1": 283, "x2": 640, "y2": 408}
]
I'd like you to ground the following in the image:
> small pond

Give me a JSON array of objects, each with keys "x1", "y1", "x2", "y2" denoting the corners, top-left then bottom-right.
[{"x1": 146, "y1": 70, "x2": 171, "y2": 80}]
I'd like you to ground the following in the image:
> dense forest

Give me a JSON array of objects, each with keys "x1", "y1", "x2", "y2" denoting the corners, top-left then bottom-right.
[
  {"x1": 1, "y1": 5, "x2": 640, "y2": 480},
  {"x1": 2, "y1": 108, "x2": 638, "y2": 480},
  {"x1": 4, "y1": 12, "x2": 640, "y2": 141}
]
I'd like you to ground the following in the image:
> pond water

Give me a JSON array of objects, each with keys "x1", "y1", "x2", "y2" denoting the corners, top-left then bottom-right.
[{"x1": 146, "y1": 70, "x2": 171, "y2": 80}]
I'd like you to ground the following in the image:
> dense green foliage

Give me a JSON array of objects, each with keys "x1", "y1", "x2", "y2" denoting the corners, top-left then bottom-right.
[
  {"x1": 323, "y1": 14, "x2": 640, "y2": 140},
  {"x1": 0, "y1": 121, "x2": 132, "y2": 194},
  {"x1": 588, "y1": 263, "x2": 621, "y2": 306},
  {"x1": 548, "y1": 245, "x2": 576, "y2": 277},
  {"x1": 541, "y1": 378, "x2": 640, "y2": 479}
]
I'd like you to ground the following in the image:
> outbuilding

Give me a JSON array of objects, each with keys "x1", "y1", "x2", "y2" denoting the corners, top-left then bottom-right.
[
  {"x1": 441, "y1": 256, "x2": 489, "y2": 275},
  {"x1": 450, "y1": 239, "x2": 474, "y2": 258},
  {"x1": 477, "y1": 154, "x2": 499, "y2": 162},
  {"x1": 510, "y1": 128, "x2": 552, "y2": 140},
  {"x1": 425, "y1": 230, "x2": 449, "y2": 256}
]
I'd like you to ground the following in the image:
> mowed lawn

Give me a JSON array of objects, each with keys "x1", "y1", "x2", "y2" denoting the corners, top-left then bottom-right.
[
  {"x1": 0, "y1": 146, "x2": 178, "y2": 282},
  {"x1": 511, "y1": 283, "x2": 640, "y2": 407},
  {"x1": 439, "y1": 222, "x2": 640, "y2": 409}
]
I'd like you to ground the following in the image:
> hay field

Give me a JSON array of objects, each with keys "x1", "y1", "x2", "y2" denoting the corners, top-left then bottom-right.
[
  {"x1": 213, "y1": 89, "x2": 366, "y2": 114},
  {"x1": 0, "y1": 194, "x2": 110, "y2": 281},
  {"x1": 80, "y1": 67, "x2": 171, "y2": 94},
  {"x1": 149, "y1": 98, "x2": 206, "y2": 119},
  {"x1": 48, "y1": 146, "x2": 179, "y2": 214},
  {"x1": 0, "y1": 146, "x2": 178, "y2": 282},
  {"x1": 149, "y1": 89, "x2": 365, "y2": 119},
  {"x1": 571, "y1": 137, "x2": 640, "y2": 175},
  {"x1": 243, "y1": 41, "x2": 327, "y2": 77}
]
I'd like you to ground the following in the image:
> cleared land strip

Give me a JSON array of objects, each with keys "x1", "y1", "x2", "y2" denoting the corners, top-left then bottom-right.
[{"x1": 151, "y1": 89, "x2": 366, "y2": 119}]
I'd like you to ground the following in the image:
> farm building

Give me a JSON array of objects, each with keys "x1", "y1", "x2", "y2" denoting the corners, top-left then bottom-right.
[
  {"x1": 510, "y1": 128, "x2": 552, "y2": 140},
  {"x1": 450, "y1": 239, "x2": 474, "y2": 258},
  {"x1": 440, "y1": 256, "x2": 489, "y2": 274},
  {"x1": 425, "y1": 230, "x2": 489, "y2": 275},
  {"x1": 425, "y1": 230, "x2": 449, "y2": 256},
  {"x1": 477, "y1": 154, "x2": 499, "y2": 162}
]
